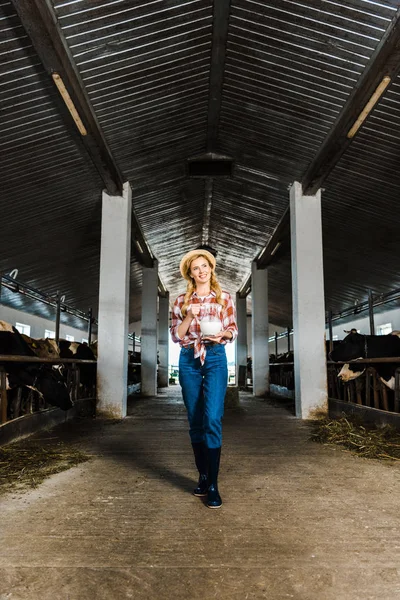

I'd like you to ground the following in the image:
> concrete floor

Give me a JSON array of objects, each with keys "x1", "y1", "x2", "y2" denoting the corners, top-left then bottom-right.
[{"x1": 1, "y1": 388, "x2": 400, "y2": 600}]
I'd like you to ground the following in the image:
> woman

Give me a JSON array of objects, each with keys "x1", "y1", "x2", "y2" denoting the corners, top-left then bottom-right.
[{"x1": 170, "y1": 249, "x2": 238, "y2": 509}]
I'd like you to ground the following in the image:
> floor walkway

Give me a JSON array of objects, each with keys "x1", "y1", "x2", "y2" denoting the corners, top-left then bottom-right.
[{"x1": 1, "y1": 389, "x2": 400, "y2": 599}]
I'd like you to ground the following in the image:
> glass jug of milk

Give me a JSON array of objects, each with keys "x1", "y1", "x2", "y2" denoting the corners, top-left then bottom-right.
[{"x1": 199, "y1": 304, "x2": 221, "y2": 336}]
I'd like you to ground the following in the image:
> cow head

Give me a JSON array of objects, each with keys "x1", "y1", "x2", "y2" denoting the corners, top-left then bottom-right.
[
  {"x1": 329, "y1": 332, "x2": 365, "y2": 362},
  {"x1": 22, "y1": 335, "x2": 60, "y2": 359},
  {"x1": 338, "y1": 363, "x2": 365, "y2": 382}
]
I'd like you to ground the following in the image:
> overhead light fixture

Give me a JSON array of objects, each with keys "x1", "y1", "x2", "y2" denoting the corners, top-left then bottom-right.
[
  {"x1": 135, "y1": 240, "x2": 143, "y2": 254},
  {"x1": 258, "y1": 247, "x2": 266, "y2": 260},
  {"x1": 52, "y1": 73, "x2": 87, "y2": 136},
  {"x1": 347, "y1": 75, "x2": 391, "y2": 139},
  {"x1": 270, "y1": 242, "x2": 281, "y2": 257}
]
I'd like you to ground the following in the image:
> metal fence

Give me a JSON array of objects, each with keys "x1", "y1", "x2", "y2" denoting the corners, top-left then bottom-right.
[
  {"x1": 0, "y1": 355, "x2": 97, "y2": 425},
  {"x1": 269, "y1": 358, "x2": 400, "y2": 414}
]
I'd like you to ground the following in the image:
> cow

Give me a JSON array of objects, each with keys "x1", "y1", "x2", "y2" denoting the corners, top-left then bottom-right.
[
  {"x1": 0, "y1": 321, "x2": 72, "y2": 413},
  {"x1": 21, "y1": 334, "x2": 59, "y2": 359},
  {"x1": 58, "y1": 339, "x2": 96, "y2": 393},
  {"x1": 329, "y1": 331, "x2": 400, "y2": 390}
]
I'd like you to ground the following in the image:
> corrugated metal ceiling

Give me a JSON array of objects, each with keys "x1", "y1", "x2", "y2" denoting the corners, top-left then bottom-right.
[{"x1": 1, "y1": 0, "x2": 400, "y2": 328}]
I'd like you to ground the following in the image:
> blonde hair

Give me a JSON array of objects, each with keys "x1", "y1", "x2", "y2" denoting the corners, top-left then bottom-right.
[{"x1": 180, "y1": 253, "x2": 225, "y2": 316}]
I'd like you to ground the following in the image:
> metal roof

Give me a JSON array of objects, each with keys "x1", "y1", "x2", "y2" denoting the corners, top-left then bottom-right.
[{"x1": 1, "y1": 0, "x2": 400, "y2": 327}]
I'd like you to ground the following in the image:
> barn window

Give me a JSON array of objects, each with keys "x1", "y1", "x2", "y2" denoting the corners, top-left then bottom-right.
[
  {"x1": 65, "y1": 334, "x2": 74, "y2": 341},
  {"x1": 15, "y1": 322, "x2": 30, "y2": 336},
  {"x1": 377, "y1": 323, "x2": 392, "y2": 335},
  {"x1": 332, "y1": 335, "x2": 338, "y2": 341},
  {"x1": 44, "y1": 329, "x2": 55, "y2": 339}
]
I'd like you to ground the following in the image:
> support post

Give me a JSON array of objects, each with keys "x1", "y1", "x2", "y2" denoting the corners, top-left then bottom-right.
[
  {"x1": 368, "y1": 290, "x2": 375, "y2": 335},
  {"x1": 0, "y1": 367, "x2": 7, "y2": 424},
  {"x1": 97, "y1": 182, "x2": 131, "y2": 418},
  {"x1": 275, "y1": 331, "x2": 278, "y2": 357},
  {"x1": 236, "y1": 293, "x2": 247, "y2": 386},
  {"x1": 328, "y1": 310, "x2": 333, "y2": 353},
  {"x1": 158, "y1": 292, "x2": 170, "y2": 388},
  {"x1": 55, "y1": 292, "x2": 61, "y2": 345},
  {"x1": 87, "y1": 307, "x2": 93, "y2": 345},
  {"x1": 141, "y1": 261, "x2": 158, "y2": 396},
  {"x1": 290, "y1": 181, "x2": 328, "y2": 419},
  {"x1": 251, "y1": 262, "x2": 269, "y2": 396}
]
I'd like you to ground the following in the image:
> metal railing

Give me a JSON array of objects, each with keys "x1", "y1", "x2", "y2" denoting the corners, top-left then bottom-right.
[
  {"x1": 0, "y1": 355, "x2": 97, "y2": 425},
  {"x1": 268, "y1": 357, "x2": 400, "y2": 414},
  {"x1": 327, "y1": 358, "x2": 400, "y2": 413}
]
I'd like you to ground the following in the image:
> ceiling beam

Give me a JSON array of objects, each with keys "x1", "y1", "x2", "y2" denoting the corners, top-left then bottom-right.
[
  {"x1": 206, "y1": 0, "x2": 231, "y2": 153},
  {"x1": 239, "y1": 10, "x2": 400, "y2": 296},
  {"x1": 238, "y1": 208, "x2": 290, "y2": 298},
  {"x1": 11, "y1": 0, "x2": 160, "y2": 277},
  {"x1": 302, "y1": 9, "x2": 400, "y2": 195},
  {"x1": 202, "y1": 179, "x2": 213, "y2": 245},
  {"x1": 11, "y1": 0, "x2": 123, "y2": 196}
]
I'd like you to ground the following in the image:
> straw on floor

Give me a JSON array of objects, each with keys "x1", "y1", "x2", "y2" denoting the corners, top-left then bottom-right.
[{"x1": 311, "y1": 415, "x2": 400, "y2": 461}]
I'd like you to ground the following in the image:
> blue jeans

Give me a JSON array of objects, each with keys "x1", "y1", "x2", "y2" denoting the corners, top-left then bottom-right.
[{"x1": 179, "y1": 344, "x2": 228, "y2": 448}]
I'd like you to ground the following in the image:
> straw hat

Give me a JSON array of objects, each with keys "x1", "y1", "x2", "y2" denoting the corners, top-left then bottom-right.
[{"x1": 179, "y1": 249, "x2": 216, "y2": 280}]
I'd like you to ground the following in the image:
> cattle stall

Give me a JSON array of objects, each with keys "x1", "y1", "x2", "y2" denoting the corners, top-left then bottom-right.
[
  {"x1": 269, "y1": 355, "x2": 295, "y2": 392},
  {"x1": 0, "y1": 354, "x2": 97, "y2": 426},
  {"x1": 327, "y1": 359, "x2": 400, "y2": 413},
  {"x1": 268, "y1": 355, "x2": 400, "y2": 427}
]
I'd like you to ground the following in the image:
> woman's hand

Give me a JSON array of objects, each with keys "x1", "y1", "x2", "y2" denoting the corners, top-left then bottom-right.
[
  {"x1": 203, "y1": 330, "x2": 232, "y2": 344},
  {"x1": 187, "y1": 304, "x2": 201, "y2": 318}
]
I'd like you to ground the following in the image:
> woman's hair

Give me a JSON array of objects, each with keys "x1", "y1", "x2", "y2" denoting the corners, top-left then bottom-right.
[{"x1": 180, "y1": 253, "x2": 225, "y2": 316}]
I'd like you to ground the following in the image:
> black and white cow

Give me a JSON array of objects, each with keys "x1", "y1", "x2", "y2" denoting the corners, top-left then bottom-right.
[
  {"x1": 58, "y1": 340, "x2": 96, "y2": 390},
  {"x1": 329, "y1": 331, "x2": 400, "y2": 390},
  {"x1": 0, "y1": 321, "x2": 72, "y2": 411}
]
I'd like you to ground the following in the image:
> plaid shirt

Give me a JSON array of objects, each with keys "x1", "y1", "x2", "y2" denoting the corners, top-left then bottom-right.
[{"x1": 170, "y1": 290, "x2": 238, "y2": 364}]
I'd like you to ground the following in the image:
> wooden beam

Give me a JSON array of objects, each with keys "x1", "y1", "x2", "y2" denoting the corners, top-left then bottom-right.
[
  {"x1": 238, "y1": 208, "x2": 290, "y2": 298},
  {"x1": 11, "y1": 0, "x2": 159, "y2": 272},
  {"x1": 206, "y1": 0, "x2": 231, "y2": 152},
  {"x1": 302, "y1": 10, "x2": 400, "y2": 195},
  {"x1": 10, "y1": 0, "x2": 123, "y2": 195},
  {"x1": 238, "y1": 11, "x2": 400, "y2": 295},
  {"x1": 130, "y1": 212, "x2": 155, "y2": 270},
  {"x1": 202, "y1": 179, "x2": 213, "y2": 245}
]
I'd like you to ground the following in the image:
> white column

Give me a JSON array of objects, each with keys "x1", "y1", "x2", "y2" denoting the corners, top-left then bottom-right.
[
  {"x1": 158, "y1": 292, "x2": 169, "y2": 388},
  {"x1": 290, "y1": 181, "x2": 328, "y2": 419},
  {"x1": 141, "y1": 261, "x2": 158, "y2": 396},
  {"x1": 97, "y1": 182, "x2": 131, "y2": 419},
  {"x1": 236, "y1": 294, "x2": 247, "y2": 385},
  {"x1": 251, "y1": 262, "x2": 269, "y2": 396}
]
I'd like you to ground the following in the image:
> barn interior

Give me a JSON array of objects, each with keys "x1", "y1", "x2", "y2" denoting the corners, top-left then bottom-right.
[
  {"x1": 2, "y1": 0, "x2": 400, "y2": 331},
  {"x1": 2, "y1": 3, "x2": 400, "y2": 599}
]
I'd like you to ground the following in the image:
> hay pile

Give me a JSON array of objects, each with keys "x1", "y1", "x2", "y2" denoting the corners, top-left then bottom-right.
[
  {"x1": 0, "y1": 439, "x2": 91, "y2": 494},
  {"x1": 311, "y1": 416, "x2": 400, "y2": 461}
]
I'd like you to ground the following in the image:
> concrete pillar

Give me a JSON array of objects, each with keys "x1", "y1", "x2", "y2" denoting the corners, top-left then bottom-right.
[
  {"x1": 141, "y1": 260, "x2": 158, "y2": 396},
  {"x1": 251, "y1": 261, "x2": 269, "y2": 396},
  {"x1": 236, "y1": 293, "x2": 247, "y2": 385},
  {"x1": 158, "y1": 292, "x2": 170, "y2": 388},
  {"x1": 290, "y1": 181, "x2": 328, "y2": 419},
  {"x1": 97, "y1": 182, "x2": 131, "y2": 419}
]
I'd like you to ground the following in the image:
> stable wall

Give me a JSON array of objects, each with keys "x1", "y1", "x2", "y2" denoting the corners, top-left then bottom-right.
[
  {"x1": 0, "y1": 305, "x2": 89, "y2": 341},
  {"x1": 328, "y1": 307, "x2": 400, "y2": 341}
]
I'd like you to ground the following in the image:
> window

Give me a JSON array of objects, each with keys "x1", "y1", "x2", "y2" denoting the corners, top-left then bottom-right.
[
  {"x1": 44, "y1": 329, "x2": 55, "y2": 339},
  {"x1": 15, "y1": 322, "x2": 31, "y2": 336},
  {"x1": 332, "y1": 335, "x2": 338, "y2": 341},
  {"x1": 377, "y1": 323, "x2": 392, "y2": 336},
  {"x1": 81, "y1": 338, "x2": 88, "y2": 344},
  {"x1": 65, "y1": 334, "x2": 74, "y2": 342}
]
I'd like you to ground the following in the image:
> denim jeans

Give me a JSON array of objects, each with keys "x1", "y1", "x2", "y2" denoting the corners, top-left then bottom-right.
[{"x1": 179, "y1": 344, "x2": 228, "y2": 448}]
